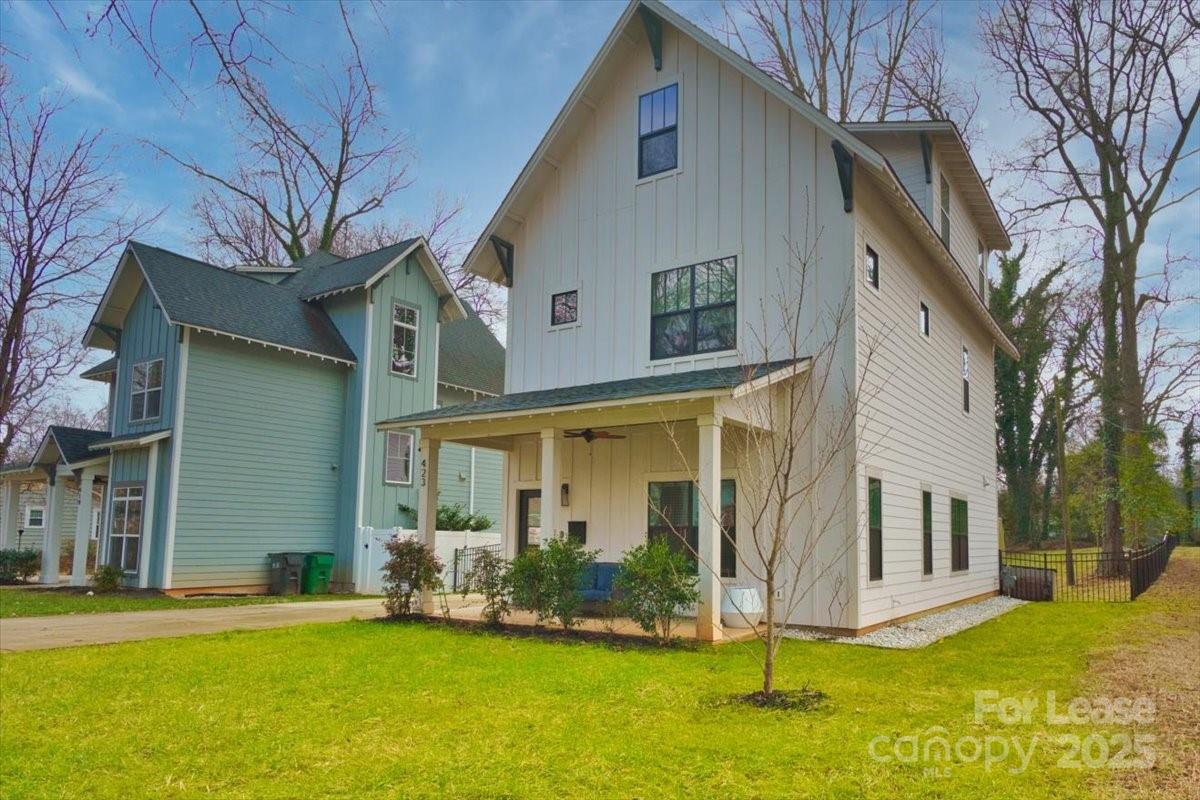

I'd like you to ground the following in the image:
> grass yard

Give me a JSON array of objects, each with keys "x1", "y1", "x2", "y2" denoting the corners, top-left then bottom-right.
[
  {"x1": 0, "y1": 586, "x2": 366, "y2": 618},
  {"x1": 2, "y1": 551, "x2": 1195, "y2": 799}
]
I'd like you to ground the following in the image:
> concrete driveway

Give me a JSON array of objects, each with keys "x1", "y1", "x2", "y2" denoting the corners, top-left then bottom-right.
[{"x1": 0, "y1": 598, "x2": 387, "y2": 652}]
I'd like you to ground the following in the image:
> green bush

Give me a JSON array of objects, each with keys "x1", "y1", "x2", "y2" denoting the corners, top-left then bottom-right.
[
  {"x1": 509, "y1": 538, "x2": 597, "y2": 629},
  {"x1": 398, "y1": 503, "x2": 494, "y2": 532},
  {"x1": 614, "y1": 539, "x2": 700, "y2": 643},
  {"x1": 381, "y1": 538, "x2": 444, "y2": 617},
  {"x1": 461, "y1": 549, "x2": 510, "y2": 626},
  {"x1": 0, "y1": 549, "x2": 40, "y2": 583},
  {"x1": 91, "y1": 565, "x2": 123, "y2": 593}
]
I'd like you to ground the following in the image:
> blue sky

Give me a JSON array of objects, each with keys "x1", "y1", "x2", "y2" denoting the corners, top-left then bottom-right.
[{"x1": 2, "y1": 0, "x2": 1195, "y2": 424}]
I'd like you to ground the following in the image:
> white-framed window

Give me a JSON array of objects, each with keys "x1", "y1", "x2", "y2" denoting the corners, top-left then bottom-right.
[
  {"x1": 384, "y1": 430, "x2": 415, "y2": 485},
  {"x1": 108, "y1": 485, "x2": 144, "y2": 574},
  {"x1": 939, "y1": 174, "x2": 951, "y2": 244},
  {"x1": 25, "y1": 506, "x2": 44, "y2": 528},
  {"x1": 977, "y1": 243, "x2": 988, "y2": 298},
  {"x1": 130, "y1": 359, "x2": 163, "y2": 422},
  {"x1": 550, "y1": 290, "x2": 579, "y2": 327},
  {"x1": 391, "y1": 303, "x2": 419, "y2": 377}
]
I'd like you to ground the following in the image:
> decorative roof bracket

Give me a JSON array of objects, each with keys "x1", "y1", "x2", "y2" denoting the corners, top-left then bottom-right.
[
  {"x1": 919, "y1": 132, "x2": 932, "y2": 184},
  {"x1": 639, "y1": 6, "x2": 663, "y2": 71},
  {"x1": 489, "y1": 235, "x2": 514, "y2": 288},
  {"x1": 831, "y1": 140, "x2": 854, "y2": 213}
]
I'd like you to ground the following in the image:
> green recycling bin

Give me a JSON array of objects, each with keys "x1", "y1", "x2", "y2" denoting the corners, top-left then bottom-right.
[{"x1": 301, "y1": 552, "x2": 335, "y2": 594}]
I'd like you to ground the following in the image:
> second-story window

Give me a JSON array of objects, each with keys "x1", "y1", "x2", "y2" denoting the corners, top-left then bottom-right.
[
  {"x1": 550, "y1": 290, "x2": 578, "y2": 326},
  {"x1": 865, "y1": 245, "x2": 880, "y2": 290},
  {"x1": 961, "y1": 346, "x2": 971, "y2": 413},
  {"x1": 977, "y1": 243, "x2": 988, "y2": 298},
  {"x1": 919, "y1": 302, "x2": 930, "y2": 336},
  {"x1": 130, "y1": 359, "x2": 163, "y2": 422},
  {"x1": 638, "y1": 83, "x2": 678, "y2": 179},
  {"x1": 651, "y1": 256, "x2": 736, "y2": 360},
  {"x1": 939, "y1": 174, "x2": 951, "y2": 244},
  {"x1": 391, "y1": 304, "x2": 419, "y2": 377}
]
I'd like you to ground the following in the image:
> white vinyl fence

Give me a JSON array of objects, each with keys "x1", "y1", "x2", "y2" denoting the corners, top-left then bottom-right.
[{"x1": 354, "y1": 527, "x2": 501, "y2": 595}]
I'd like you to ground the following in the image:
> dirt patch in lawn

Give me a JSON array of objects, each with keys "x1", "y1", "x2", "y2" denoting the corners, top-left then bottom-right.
[{"x1": 1088, "y1": 550, "x2": 1200, "y2": 799}]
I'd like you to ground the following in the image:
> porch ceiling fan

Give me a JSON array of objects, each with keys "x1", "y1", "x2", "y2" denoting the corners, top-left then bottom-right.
[{"x1": 564, "y1": 428, "x2": 626, "y2": 444}]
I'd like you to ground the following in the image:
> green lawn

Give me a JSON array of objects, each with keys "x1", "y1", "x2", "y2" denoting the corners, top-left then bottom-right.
[
  {"x1": 2, "y1": 554, "x2": 1193, "y2": 799},
  {"x1": 0, "y1": 586, "x2": 366, "y2": 618}
]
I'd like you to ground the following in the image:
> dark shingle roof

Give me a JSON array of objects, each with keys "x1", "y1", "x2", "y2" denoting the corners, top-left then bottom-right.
[
  {"x1": 49, "y1": 426, "x2": 110, "y2": 464},
  {"x1": 128, "y1": 242, "x2": 356, "y2": 363},
  {"x1": 438, "y1": 315, "x2": 505, "y2": 396},
  {"x1": 287, "y1": 240, "x2": 418, "y2": 299},
  {"x1": 80, "y1": 356, "x2": 118, "y2": 380},
  {"x1": 381, "y1": 359, "x2": 805, "y2": 427},
  {"x1": 90, "y1": 427, "x2": 172, "y2": 450}
]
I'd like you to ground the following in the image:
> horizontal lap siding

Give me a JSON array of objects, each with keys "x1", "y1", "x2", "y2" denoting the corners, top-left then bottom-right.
[
  {"x1": 172, "y1": 333, "x2": 345, "y2": 588},
  {"x1": 854, "y1": 182, "x2": 999, "y2": 628}
]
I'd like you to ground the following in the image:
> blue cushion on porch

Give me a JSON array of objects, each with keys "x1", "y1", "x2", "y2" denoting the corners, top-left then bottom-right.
[{"x1": 578, "y1": 562, "x2": 621, "y2": 602}]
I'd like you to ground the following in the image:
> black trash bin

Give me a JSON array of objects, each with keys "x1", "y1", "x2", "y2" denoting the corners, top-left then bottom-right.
[{"x1": 268, "y1": 552, "x2": 305, "y2": 595}]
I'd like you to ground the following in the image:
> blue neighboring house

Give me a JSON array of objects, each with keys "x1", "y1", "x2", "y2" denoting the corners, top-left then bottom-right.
[{"x1": 0, "y1": 239, "x2": 505, "y2": 592}]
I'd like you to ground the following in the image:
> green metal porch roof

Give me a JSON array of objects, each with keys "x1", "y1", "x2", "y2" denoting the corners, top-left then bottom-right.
[{"x1": 379, "y1": 359, "x2": 804, "y2": 427}]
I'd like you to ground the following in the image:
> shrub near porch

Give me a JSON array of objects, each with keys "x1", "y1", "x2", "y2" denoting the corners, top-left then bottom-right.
[{"x1": 3, "y1": 555, "x2": 1196, "y2": 799}]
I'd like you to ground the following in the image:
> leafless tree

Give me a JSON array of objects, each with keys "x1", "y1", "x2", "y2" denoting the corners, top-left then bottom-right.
[
  {"x1": 985, "y1": 0, "x2": 1200, "y2": 563},
  {"x1": 716, "y1": 0, "x2": 978, "y2": 135},
  {"x1": 656, "y1": 223, "x2": 880, "y2": 699},
  {"x1": 0, "y1": 69, "x2": 157, "y2": 468}
]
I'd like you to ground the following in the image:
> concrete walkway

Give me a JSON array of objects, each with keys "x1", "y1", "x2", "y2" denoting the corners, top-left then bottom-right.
[{"x1": 0, "y1": 598, "x2": 387, "y2": 652}]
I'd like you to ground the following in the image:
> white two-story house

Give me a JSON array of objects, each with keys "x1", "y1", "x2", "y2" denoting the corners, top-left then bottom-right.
[{"x1": 379, "y1": 0, "x2": 1015, "y2": 639}]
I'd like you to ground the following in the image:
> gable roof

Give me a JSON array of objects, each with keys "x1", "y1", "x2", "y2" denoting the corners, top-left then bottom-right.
[
  {"x1": 80, "y1": 356, "x2": 118, "y2": 381},
  {"x1": 438, "y1": 315, "x2": 505, "y2": 396},
  {"x1": 462, "y1": 0, "x2": 1017, "y2": 357},
  {"x1": 381, "y1": 359, "x2": 804, "y2": 428},
  {"x1": 35, "y1": 426, "x2": 110, "y2": 467},
  {"x1": 285, "y1": 238, "x2": 468, "y2": 321}
]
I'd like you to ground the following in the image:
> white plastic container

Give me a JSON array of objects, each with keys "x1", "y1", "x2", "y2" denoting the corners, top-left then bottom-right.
[{"x1": 721, "y1": 585, "x2": 764, "y2": 628}]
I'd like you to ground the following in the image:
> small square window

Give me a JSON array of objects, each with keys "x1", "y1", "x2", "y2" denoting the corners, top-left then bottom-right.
[
  {"x1": 865, "y1": 246, "x2": 879, "y2": 290},
  {"x1": 919, "y1": 302, "x2": 930, "y2": 336},
  {"x1": 550, "y1": 290, "x2": 578, "y2": 326}
]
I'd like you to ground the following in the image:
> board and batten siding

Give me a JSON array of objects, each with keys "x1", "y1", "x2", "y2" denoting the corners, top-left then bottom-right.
[
  {"x1": 171, "y1": 332, "x2": 345, "y2": 588},
  {"x1": 436, "y1": 444, "x2": 502, "y2": 530},
  {"x1": 107, "y1": 442, "x2": 173, "y2": 586},
  {"x1": 110, "y1": 284, "x2": 180, "y2": 439},
  {"x1": 503, "y1": 22, "x2": 853, "y2": 395},
  {"x1": 853, "y1": 178, "x2": 1000, "y2": 629}
]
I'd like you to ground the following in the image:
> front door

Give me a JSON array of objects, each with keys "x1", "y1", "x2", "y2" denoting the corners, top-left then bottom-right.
[{"x1": 517, "y1": 490, "x2": 542, "y2": 553}]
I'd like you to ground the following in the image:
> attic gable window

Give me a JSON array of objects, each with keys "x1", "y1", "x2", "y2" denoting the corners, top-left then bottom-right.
[
  {"x1": 130, "y1": 359, "x2": 163, "y2": 422},
  {"x1": 391, "y1": 304, "x2": 419, "y2": 378},
  {"x1": 638, "y1": 83, "x2": 678, "y2": 178}
]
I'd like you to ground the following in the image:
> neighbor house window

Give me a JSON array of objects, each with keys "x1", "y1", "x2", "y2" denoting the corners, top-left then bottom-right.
[
  {"x1": 550, "y1": 290, "x2": 578, "y2": 326},
  {"x1": 647, "y1": 479, "x2": 736, "y2": 577},
  {"x1": 977, "y1": 243, "x2": 988, "y2": 298},
  {"x1": 108, "y1": 485, "x2": 143, "y2": 574},
  {"x1": 391, "y1": 304, "x2": 419, "y2": 377},
  {"x1": 25, "y1": 506, "x2": 44, "y2": 528},
  {"x1": 950, "y1": 497, "x2": 969, "y2": 571},
  {"x1": 919, "y1": 302, "x2": 930, "y2": 336},
  {"x1": 129, "y1": 359, "x2": 163, "y2": 422},
  {"x1": 650, "y1": 256, "x2": 736, "y2": 360},
  {"x1": 939, "y1": 174, "x2": 951, "y2": 243},
  {"x1": 384, "y1": 431, "x2": 414, "y2": 485},
  {"x1": 865, "y1": 245, "x2": 879, "y2": 289},
  {"x1": 868, "y1": 477, "x2": 882, "y2": 581},
  {"x1": 962, "y1": 346, "x2": 971, "y2": 413},
  {"x1": 922, "y1": 490, "x2": 933, "y2": 576},
  {"x1": 638, "y1": 83, "x2": 678, "y2": 178}
]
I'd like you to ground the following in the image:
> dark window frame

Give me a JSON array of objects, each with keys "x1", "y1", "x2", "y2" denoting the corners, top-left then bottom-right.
[
  {"x1": 919, "y1": 301, "x2": 930, "y2": 336},
  {"x1": 922, "y1": 490, "x2": 934, "y2": 576},
  {"x1": 939, "y1": 174, "x2": 951, "y2": 244},
  {"x1": 650, "y1": 257, "x2": 737, "y2": 361},
  {"x1": 868, "y1": 477, "x2": 883, "y2": 581},
  {"x1": 865, "y1": 245, "x2": 880, "y2": 290},
  {"x1": 950, "y1": 496, "x2": 969, "y2": 572},
  {"x1": 638, "y1": 83, "x2": 679, "y2": 179},
  {"x1": 962, "y1": 346, "x2": 971, "y2": 413},
  {"x1": 550, "y1": 290, "x2": 579, "y2": 327},
  {"x1": 647, "y1": 479, "x2": 737, "y2": 578}
]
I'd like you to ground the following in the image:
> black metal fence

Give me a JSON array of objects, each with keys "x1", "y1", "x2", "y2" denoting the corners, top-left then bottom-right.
[
  {"x1": 999, "y1": 536, "x2": 1179, "y2": 602},
  {"x1": 451, "y1": 542, "x2": 504, "y2": 591}
]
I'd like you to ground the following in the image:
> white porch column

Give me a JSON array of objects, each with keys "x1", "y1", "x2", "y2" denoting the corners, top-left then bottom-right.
[
  {"x1": 39, "y1": 471, "x2": 67, "y2": 585},
  {"x1": 417, "y1": 436, "x2": 440, "y2": 614},
  {"x1": 137, "y1": 441, "x2": 160, "y2": 589},
  {"x1": 1, "y1": 479, "x2": 19, "y2": 549},
  {"x1": 696, "y1": 414, "x2": 724, "y2": 642},
  {"x1": 539, "y1": 429, "x2": 561, "y2": 543},
  {"x1": 70, "y1": 467, "x2": 99, "y2": 586}
]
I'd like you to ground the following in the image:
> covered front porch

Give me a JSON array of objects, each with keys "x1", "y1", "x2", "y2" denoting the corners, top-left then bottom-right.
[
  {"x1": 0, "y1": 427, "x2": 111, "y2": 586},
  {"x1": 379, "y1": 361, "x2": 807, "y2": 642}
]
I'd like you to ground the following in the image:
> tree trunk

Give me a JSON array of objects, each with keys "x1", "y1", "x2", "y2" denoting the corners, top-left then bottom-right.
[
  {"x1": 1098, "y1": 243, "x2": 1125, "y2": 575},
  {"x1": 763, "y1": 574, "x2": 775, "y2": 696}
]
